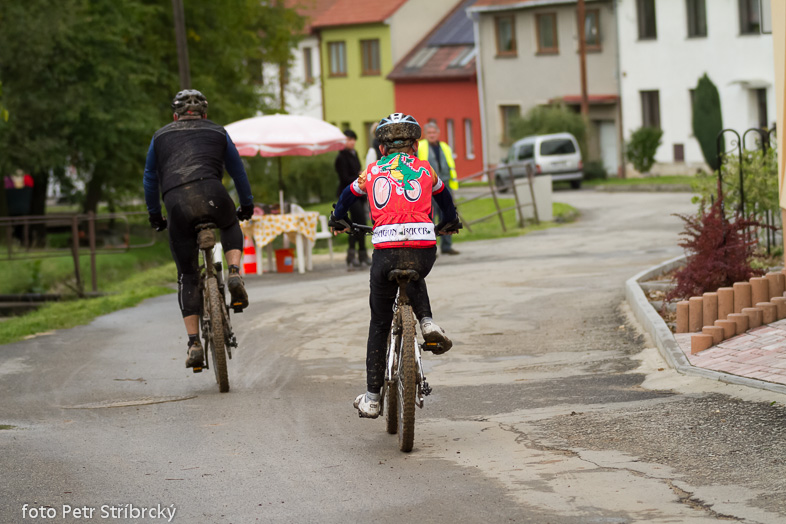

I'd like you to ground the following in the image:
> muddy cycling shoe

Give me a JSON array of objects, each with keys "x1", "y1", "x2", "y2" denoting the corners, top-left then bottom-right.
[
  {"x1": 420, "y1": 318, "x2": 452, "y2": 355},
  {"x1": 354, "y1": 393, "x2": 381, "y2": 419},
  {"x1": 227, "y1": 273, "x2": 249, "y2": 311},
  {"x1": 185, "y1": 340, "x2": 204, "y2": 372}
]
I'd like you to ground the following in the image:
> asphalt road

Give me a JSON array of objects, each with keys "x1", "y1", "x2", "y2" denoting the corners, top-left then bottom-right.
[{"x1": 2, "y1": 190, "x2": 786, "y2": 524}]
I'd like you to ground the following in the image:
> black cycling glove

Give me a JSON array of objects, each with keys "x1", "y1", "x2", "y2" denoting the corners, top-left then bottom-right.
[
  {"x1": 328, "y1": 211, "x2": 351, "y2": 233},
  {"x1": 148, "y1": 212, "x2": 168, "y2": 232},
  {"x1": 436, "y1": 217, "x2": 462, "y2": 236},
  {"x1": 236, "y1": 203, "x2": 255, "y2": 221}
]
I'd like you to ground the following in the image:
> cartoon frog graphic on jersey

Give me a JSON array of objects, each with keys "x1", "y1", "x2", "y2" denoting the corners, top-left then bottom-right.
[{"x1": 369, "y1": 153, "x2": 430, "y2": 208}]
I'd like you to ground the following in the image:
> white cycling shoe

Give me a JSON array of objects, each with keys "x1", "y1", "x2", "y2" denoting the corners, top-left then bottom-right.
[
  {"x1": 420, "y1": 318, "x2": 452, "y2": 354},
  {"x1": 354, "y1": 393, "x2": 380, "y2": 419}
]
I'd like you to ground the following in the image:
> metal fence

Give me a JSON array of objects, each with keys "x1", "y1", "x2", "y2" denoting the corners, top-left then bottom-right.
[
  {"x1": 0, "y1": 211, "x2": 155, "y2": 294},
  {"x1": 716, "y1": 126, "x2": 780, "y2": 254},
  {"x1": 454, "y1": 165, "x2": 540, "y2": 232}
]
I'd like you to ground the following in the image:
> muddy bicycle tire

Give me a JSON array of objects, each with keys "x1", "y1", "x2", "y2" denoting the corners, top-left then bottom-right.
[
  {"x1": 397, "y1": 305, "x2": 417, "y2": 452},
  {"x1": 385, "y1": 331, "x2": 399, "y2": 435},
  {"x1": 207, "y1": 277, "x2": 230, "y2": 393}
]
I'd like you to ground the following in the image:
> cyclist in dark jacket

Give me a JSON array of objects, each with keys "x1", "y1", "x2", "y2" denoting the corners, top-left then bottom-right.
[{"x1": 143, "y1": 90, "x2": 254, "y2": 371}]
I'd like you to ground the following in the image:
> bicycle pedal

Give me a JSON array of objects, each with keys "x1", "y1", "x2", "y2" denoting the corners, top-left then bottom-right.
[
  {"x1": 422, "y1": 342, "x2": 442, "y2": 352},
  {"x1": 232, "y1": 305, "x2": 243, "y2": 313},
  {"x1": 192, "y1": 366, "x2": 203, "y2": 373}
]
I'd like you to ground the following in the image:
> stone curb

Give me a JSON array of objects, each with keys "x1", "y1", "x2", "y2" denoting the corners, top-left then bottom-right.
[{"x1": 625, "y1": 255, "x2": 786, "y2": 395}]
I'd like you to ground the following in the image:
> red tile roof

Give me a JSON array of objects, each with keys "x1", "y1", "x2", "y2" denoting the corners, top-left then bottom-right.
[
  {"x1": 286, "y1": 0, "x2": 340, "y2": 33},
  {"x1": 310, "y1": 0, "x2": 410, "y2": 28},
  {"x1": 471, "y1": 0, "x2": 572, "y2": 7}
]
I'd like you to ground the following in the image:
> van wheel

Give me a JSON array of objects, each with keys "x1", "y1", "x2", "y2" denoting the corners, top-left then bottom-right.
[
  {"x1": 495, "y1": 176, "x2": 509, "y2": 193},
  {"x1": 570, "y1": 180, "x2": 582, "y2": 189}
]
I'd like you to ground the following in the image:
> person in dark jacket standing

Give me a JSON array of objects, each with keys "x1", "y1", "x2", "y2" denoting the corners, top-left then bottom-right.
[
  {"x1": 334, "y1": 129, "x2": 369, "y2": 269},
  {"x1": 143, "y1": 89, "x2": 254, "y2": 372}
]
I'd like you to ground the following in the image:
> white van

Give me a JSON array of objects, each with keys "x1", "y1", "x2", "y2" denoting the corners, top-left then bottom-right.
[{"x1": 495, "y1": 132, "x2": 583, "y2": 190}]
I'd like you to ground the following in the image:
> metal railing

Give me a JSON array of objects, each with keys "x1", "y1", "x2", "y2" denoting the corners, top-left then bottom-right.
[
  {"x1": 0, "y1": 211, "x2": 155, "y2": 295},
  {"x1": 454, "y1": 164, "x2": 540, "y2": 232}
]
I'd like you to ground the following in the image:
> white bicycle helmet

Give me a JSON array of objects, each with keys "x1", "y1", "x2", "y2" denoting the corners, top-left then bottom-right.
[{"x1": 375, "y1": 113, "x2": 421, "y2": 147}]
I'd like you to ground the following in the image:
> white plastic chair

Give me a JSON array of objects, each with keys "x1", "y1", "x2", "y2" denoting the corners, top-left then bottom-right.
[{"x1": 311, "y1": 214, "x2": 334, "y2": 266}]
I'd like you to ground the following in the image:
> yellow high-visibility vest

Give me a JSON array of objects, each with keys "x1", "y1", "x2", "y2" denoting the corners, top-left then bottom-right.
[{"x1": 417, "y1": 139, "x2": 458, "y2": 190}]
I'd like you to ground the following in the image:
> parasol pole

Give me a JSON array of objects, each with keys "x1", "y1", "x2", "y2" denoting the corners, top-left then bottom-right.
[{"x1": 278, "y1": 157, "x2": 285, "y2": 213}]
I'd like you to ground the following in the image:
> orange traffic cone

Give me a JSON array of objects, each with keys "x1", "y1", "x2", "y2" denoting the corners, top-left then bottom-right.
[{"x1": 242, "y1": 236, "x2": 257, "y2": 275}]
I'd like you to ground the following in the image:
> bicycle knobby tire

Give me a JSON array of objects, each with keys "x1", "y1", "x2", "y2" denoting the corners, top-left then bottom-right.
[
  {"x1": 385, "y1": 331, "x2": 399, "y2": 435},
  {"x1": 397, "y1": 306, "x2": 417, "y2": 452},
  {"x1": 207, "y1": 278, "x2": 230, "y2": 393}
]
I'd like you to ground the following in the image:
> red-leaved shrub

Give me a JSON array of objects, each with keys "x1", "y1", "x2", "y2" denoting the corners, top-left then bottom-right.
[{"x1": 667, "y1": 199, "x2": 764, "y2": 301}]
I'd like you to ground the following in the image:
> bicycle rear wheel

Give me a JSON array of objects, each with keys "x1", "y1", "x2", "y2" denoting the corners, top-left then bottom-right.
[
  {"x1": 206, "y1": 277, "x2": 230, "y2": 393},
  {"x1": 397, "y1": 305, "x2": 417, "y2": 452}
]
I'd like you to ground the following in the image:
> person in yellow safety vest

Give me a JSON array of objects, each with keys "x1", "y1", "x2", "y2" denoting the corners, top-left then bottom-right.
[{"x1": 418, "y1": 122, "x2": 460, "y2": 255}]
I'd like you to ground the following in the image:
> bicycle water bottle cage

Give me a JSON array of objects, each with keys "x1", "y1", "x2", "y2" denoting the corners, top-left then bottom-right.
[
  {"x1": 196, "y1": 223, "x2": 217, "y2": 250},
  {"x1": 388, "y1": 269, "x2": 419, "y2": 283}
]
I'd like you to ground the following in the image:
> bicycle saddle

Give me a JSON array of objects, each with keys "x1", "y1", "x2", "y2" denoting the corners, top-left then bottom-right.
[
  {"x1": 388, "y1": 269, "x2": 419, "y2": 282},
  {"x1": 195, "y1": 222, "x2": 217, "y2": 250}
]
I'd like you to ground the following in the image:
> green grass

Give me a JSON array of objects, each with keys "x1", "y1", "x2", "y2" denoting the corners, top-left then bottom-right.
[
  {"x1": 455, "y1": 199, "x2": 577, "y2": 242},
  {"x1": 0, "y1": 236, "x2": 173, "y2": 295},
  {"x1": 0, "y1": 262, "x2": 176, "y2": 346},
  {"x1": 582, "y1": 175, "x2": 696, "y2": 187}
]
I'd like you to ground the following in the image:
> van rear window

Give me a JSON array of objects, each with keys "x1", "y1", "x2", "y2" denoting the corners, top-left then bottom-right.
[{"x1": 540, "y1": 139, "x2": 576, "y2": 156}]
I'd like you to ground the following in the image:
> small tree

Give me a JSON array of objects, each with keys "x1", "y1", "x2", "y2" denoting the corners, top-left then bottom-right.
[
  {"x1": 666, "y1": 198, "x2": 763, "y2": 301},
  {"x1": 692, "y1": 74, "x2": 723, "y2": 171},
  {"x1": 509, "y1": 103, "x2": 587, "y2": 154},
  {"x1": 625, "y1": 127, "x2": 663, "y2": 174}
]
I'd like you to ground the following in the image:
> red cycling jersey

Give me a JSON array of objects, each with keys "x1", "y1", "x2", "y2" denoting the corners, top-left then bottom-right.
[{"x1": 351, "y1": 152, "x2": 445, "y2": 249}]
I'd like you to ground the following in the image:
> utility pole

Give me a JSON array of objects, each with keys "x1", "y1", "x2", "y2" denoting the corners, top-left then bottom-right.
[
  {"x1": 577, "y1": 0, "x2": 589, "y2": 119},
  {"x1": 172, "y1": 0, "x2": 191, "y2": 89}
]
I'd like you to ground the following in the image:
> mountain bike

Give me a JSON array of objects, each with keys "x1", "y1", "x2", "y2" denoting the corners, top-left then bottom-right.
[
  {"x1": 347, "y1": 224, "x2": 443, "y2": 452},
  {"x1": 195, "y1": 223, "x2": 239, "y2": 393}
]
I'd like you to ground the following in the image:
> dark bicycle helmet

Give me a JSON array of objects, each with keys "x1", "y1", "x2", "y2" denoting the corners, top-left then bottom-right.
[
  {"x1": 374, "y1": 113, "x2": 421, "y2": 147},
  {"x1": 171, "y1": 89, "x2": 208, "y2": 117}
]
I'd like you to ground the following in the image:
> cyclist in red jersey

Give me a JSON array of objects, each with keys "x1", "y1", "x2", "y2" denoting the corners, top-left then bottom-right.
[{"x1": 329, "y1": 113, "x2": 461, "y2": 418}]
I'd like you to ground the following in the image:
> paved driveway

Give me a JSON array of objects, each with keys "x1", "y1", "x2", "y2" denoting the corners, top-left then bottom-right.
[{"x1": 2, "y1": 190, "x2": 786, "y2": 523}]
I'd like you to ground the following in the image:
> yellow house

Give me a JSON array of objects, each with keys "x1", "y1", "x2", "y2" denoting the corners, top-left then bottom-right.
[{"x1": 311, "y1": 0, "x2": 460, "y2": 156}]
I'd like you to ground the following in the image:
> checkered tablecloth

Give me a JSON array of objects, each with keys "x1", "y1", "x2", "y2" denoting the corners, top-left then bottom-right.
[{"x1": 240, "y1": 212, "x2": 319, "y2": 248}]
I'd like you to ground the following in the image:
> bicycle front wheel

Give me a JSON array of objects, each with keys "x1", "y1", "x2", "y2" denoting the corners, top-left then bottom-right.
[
  {"x1": 206, "y1": 277, "x2": 230, "y2": 393},
  {"x1": 397, "y1": 305, "x2": 417, "y2": 452}
]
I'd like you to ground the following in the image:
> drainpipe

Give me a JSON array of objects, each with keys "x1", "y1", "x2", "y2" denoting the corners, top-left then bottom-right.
[
  {"x1": 614, "y1": 0, "x2": 626, "y2": 178},
  {"x1": 470, "y1": 9, "x2": 490, "y2": 176}
]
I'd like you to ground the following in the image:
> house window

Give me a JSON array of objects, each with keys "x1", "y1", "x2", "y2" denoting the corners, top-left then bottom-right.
[
  {"x1": 536, "y1": 13, "x2": 559, "y2": 54},
  {"x1": 637, "y1": 0, "x2": 657, "y2": 40},
  {"x1": 361, "y1": 39, "x2": 380, "y2": 76},
  {"x1": 583, "y1": 9, "x2": 601, "y2": 51},
  {"x1": 641, "y1": 90, "x2": 661, "y2": 129},
  {"x1": 464, "y1": 119, "x2": 475, "y2": 160},
  {"x1": 756, "y1": 88, "x2": 768, "y2": 129},
  {"x1": 328, "y1": 41, "x2": 346, "y2": 77},
  {"x1": 686, "y1": 0, "x2": 707, "y2": 37},
  {"x1": 446, "y1": 119, "x2": 455, "y2": 153},
  {"x1": 303, "y1": 47, "x2": 314, "y2": 84},
  {"x1": 739, "y1": 0, "x2": 761, "y2": 34},
  {"x1": 674, "y1": 144, "x2": 685, "y2": 162},
  {"x1": 500, "y1": 105, "x2": 521, "y2": 144},
  {"x1": 495, "y1": 15, "x2": 517, "y2": 56}
]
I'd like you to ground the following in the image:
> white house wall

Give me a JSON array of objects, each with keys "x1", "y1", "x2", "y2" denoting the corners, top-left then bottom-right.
[
  {"x1": 389, "y1": 0, "x2": 461, "y2": 64},
  {"x1": 475, "y1": 1, "x2": 619, "y2": 167},
  {"x1": 262, "y1": 35, "x2": 324, "y2": 119},
  {"x1": 617, "y1": 0, "x2": 774, "y2": 170}
]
